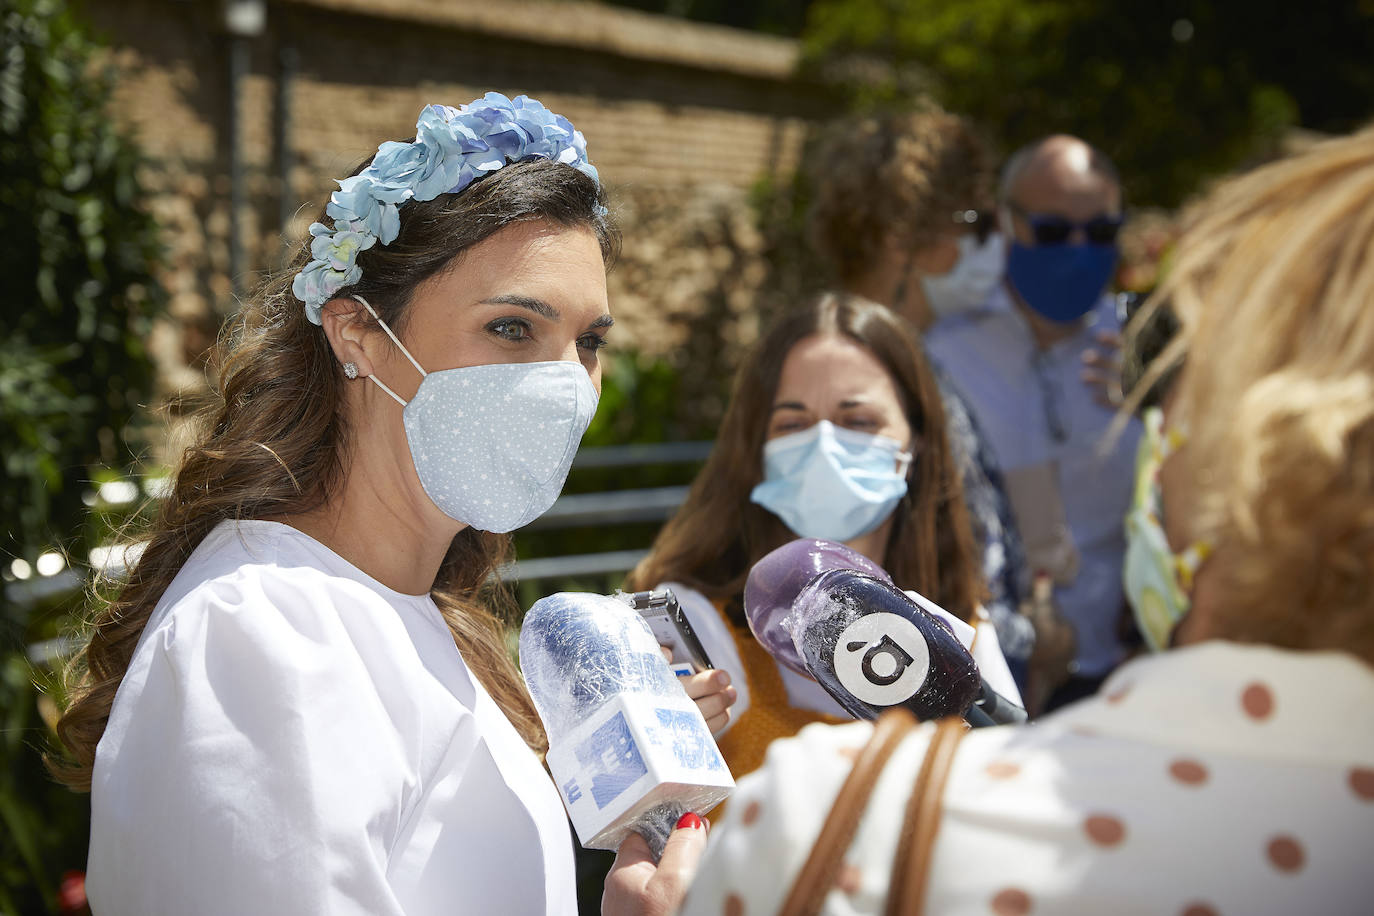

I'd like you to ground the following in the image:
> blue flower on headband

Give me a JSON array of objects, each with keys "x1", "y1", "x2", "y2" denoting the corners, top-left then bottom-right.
[{"x1": 294, "y1": 93, "x2": 602, "y2": 322}]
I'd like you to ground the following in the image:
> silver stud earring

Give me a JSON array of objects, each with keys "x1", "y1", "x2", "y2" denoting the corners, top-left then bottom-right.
[{"x1": 343, "y1": 362, "x2": 358, "y2": 380}]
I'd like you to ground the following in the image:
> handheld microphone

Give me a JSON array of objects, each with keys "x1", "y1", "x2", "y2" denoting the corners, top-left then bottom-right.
[
  {"x1": 518, "y1": 592, "x2": 734, "y2": 859},
  {"x1": 744, "y1": 539, "x2": 1027, "y2": 726}
]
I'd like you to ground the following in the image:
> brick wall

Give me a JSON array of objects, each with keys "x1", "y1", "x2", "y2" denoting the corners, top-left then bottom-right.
[{"x1": 81, "y1": 0, "x2": 831, "y2": 415}]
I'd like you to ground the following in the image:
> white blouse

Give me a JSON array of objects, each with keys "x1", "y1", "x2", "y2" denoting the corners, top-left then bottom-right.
[
  {"x1": 87, "y1": 520, "x2": 575, "y2": 916},
  {"x1": 682, "y1": 641, "x2": 1374, "y2": 915}
]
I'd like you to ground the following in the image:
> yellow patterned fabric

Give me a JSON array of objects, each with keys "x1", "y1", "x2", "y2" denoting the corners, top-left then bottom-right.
[{"x1": 713, "y1": 598, "x2": 847, "y2": 783}]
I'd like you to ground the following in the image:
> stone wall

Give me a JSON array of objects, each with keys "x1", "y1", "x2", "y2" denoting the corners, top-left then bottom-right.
[{"x1": 80, "y1": 0, "x2": 830, "y2": 412}]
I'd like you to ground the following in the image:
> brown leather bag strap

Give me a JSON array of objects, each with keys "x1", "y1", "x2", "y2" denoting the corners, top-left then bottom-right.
[
  {"x1": 778, "y1": 709, "x2": 919, "y2": 916},
  {"x1": 884, "y1": 716, "x2": 968, "y2": 916}
]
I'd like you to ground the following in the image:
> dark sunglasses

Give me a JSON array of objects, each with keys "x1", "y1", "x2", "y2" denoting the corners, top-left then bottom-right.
[{"x1": 1008, "y1": 202, "x2": 1124, "y2": 246}]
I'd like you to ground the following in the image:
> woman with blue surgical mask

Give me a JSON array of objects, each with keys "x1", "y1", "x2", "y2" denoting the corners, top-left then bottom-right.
[{"x1": 628, "y1": 292, "x2": 1022, "y2": 782}]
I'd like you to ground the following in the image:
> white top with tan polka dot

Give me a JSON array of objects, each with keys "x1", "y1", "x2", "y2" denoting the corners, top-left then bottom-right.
[{"x1": 681, "y1": 641, "x2": 1374, "y2": 916}]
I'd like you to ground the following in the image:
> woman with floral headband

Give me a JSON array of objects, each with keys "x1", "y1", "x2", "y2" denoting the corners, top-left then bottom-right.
[{"x1": 52, "y1": 94, "x2": 720, "y2": 915}]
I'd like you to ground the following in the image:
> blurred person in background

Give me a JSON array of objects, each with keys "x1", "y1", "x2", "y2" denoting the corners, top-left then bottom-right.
[
  {"x1": 618, "y1": 123, "x2": 1374, "y2": 916},
  {"x1": 806, "y1": 109, "x2": 1051, "y2": 691},
  {"x1": 926, "y1": 135, "x2": 1141, "y2": 710},
  {"x1": 49, "y1": 94, "x2": 724, "y2": 916},
  {"x1": 627, "y1": 292, "x2": 1021, "y2": 781}
]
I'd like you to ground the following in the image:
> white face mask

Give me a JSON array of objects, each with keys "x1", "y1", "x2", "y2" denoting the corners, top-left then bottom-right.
[
  {"x1": 750, "y1": 420, "x2": 913, "y2": 542},
  {"x1": 920, "y1": 232, "x2": 1006, "y2": 319},
  {"x1": 355, "y1": 296, "x2": 599, "y2": 532}
]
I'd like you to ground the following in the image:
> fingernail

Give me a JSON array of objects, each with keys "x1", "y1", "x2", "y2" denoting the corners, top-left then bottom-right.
[
  {"x1": 714, "y1": 671, "x2": 731, "y2": 687},
  {"x1": 676, "y1": 812, "x2": 704, "y2": 831}
]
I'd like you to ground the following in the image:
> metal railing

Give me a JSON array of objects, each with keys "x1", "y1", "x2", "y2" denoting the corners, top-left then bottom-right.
[{"x1": 508, "y1": 440, "x2": 712, "y2": 582}]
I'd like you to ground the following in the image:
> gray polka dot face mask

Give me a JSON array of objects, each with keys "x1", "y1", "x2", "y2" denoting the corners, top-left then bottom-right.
[{"x1": 355, "y1": 296, "x2": 599, "y2": 532}]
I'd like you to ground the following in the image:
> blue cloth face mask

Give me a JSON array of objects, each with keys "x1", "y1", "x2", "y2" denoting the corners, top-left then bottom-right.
[
  {"x1": 1005, "y1": 240, "x2": 1118, "y2": 324},
  {"x1": 750, "y1": 420, "x2": 913, "y2": 542},
  {"x1": 356, "y1": 296, "x2": 599, "y2": 533}
]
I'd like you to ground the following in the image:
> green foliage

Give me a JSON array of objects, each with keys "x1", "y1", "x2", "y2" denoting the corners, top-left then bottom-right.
[
  {"x1": 0, "y1": 0, "x2": 164, "y2": 910},
  {"x1": 802, "y1": 0, "x2": 1373, "y2": 205},
  {"x1": 0, "y1": 0, "x2": 165, "y2": 568}
]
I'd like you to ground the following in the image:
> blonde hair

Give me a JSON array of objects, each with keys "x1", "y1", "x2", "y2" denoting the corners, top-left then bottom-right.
[
  {"x1": 52, "y1": 158, "x2": 618, "y2": 789},
  {"x1": 807, "y1": 109, "x2": 992, "y2": 284},
  {"x1": 1138, "y1": 126, "x2": 1374, "y2": 662}
]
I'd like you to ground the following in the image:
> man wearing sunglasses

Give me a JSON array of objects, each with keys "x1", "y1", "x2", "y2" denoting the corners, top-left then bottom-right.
[{"x1": 926, "y1": 134, "x2": 1141, "y2": 712}]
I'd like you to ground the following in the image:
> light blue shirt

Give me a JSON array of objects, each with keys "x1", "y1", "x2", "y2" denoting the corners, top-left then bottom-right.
[{"x1": 927, "y1": 285, "x2": 1141, "y2": 677}]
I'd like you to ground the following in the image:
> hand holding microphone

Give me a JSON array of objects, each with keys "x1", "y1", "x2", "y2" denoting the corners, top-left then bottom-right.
[
  {"x1": 744, "y1": 538, "x2": 1027, "y2": 726},
  {"x1": 519, "y1": 592, "x2": 734, "y2": 861}
]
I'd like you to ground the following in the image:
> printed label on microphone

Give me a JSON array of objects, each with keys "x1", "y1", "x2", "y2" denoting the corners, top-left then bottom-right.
[
  {"x1": 546, "y1": 692, "x2": 734, "y2": 849},
  {"x1": 833, "y1": 612, "x2": 931, "y2": 706},
  {"x1": 575, "y1": 711, "x2": 650, "y2": 809}
]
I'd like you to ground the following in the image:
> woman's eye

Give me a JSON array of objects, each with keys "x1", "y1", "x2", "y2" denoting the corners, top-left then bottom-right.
[
  {"x1": 842, "y1": 417, "x2": 879, "y2": 431},
  {"x1": 578, "y1": 333, "x2": 609, "y2": 353},
  {"x1": 487, "y1": 318, "x2": 532, "y2": 341}
]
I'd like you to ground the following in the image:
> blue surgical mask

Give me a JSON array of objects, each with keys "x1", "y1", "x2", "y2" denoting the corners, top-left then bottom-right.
[
  {"x1": 750, "y1": 421, "x2": 913, "y2": 542},
  {"x1": 1005, "y1": 241, "x2": 1118, "y2": 323}
]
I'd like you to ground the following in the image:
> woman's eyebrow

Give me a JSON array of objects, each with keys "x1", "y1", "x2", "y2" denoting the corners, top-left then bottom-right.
[
  {"x1": 479, "y1": 294, "x2": 559, "y2": 319},
  {"x1": 770, "y1": 401, "x2": 807, "y2": 413},
  {"x1": 589, "y1": 314, "x2": 614, "y2": 330}
]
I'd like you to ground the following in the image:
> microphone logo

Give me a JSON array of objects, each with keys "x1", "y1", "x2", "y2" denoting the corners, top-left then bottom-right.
[{"x1": 832, "y1": 613, "x2": 931, "y2": 706}]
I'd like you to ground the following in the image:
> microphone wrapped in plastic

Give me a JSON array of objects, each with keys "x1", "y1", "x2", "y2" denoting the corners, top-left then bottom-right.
[
  {"x1": 744, "y1": 538, "x2": 1025, "y2": 725},
  {"x1": 519, "y1": 592, "x2": 734, "y2": 860}
]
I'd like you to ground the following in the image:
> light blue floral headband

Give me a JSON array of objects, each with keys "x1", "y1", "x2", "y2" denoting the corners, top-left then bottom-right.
[{"x1": 292, "y1": 92, "x2": 601, "y2": 324}]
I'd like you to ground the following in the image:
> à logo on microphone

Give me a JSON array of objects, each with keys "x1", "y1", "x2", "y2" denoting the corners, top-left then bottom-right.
[{"x1": 833, "y1": 613, "x2": 931, "y2": 705}]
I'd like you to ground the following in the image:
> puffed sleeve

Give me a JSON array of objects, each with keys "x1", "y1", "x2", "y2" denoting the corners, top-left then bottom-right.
[{"x1": 87, "y1": 568, "x2": 434, "y2": 916}]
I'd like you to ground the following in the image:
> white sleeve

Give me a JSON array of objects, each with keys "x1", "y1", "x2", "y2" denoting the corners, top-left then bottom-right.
[
  {"x1": 679, "y1": 721, "x2": 884, "y2": 915},
  {"x1": 970, "y1": 609, "x2": 1024, "y2": 706},
  {"x1": 662, "y1": 582, "x2": 750, "y2": 730},
  {"x1": 903, "y1": 591, "x2": 1023, "y2": 707},
  {"x1": 87, "y1": 571, "x2": 424, "y2": 916}
]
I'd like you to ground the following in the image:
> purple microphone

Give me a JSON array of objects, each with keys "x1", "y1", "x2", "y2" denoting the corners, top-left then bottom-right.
[{"x1": 744, "y1": 539, "x2": 1020, "y2": 724}]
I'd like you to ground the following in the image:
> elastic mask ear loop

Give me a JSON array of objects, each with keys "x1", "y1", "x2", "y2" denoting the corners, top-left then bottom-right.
[
  {"x1": 353, "y1": 295, "x2": 427, "y2": 407},
  {"x1": 895, "y1": 449, "x2": 914, "y2": 477}
]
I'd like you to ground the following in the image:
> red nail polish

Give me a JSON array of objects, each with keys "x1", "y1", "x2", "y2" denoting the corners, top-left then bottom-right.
[{"x1": 676, "y1": 811, "x2": 703, "y2": 831}]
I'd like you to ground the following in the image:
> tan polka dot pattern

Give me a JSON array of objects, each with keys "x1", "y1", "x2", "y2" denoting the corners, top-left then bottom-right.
[
  {"x1": 723, "y1": 892, "x2": 744, "y2": 916},
  {"x1": 836, "y1": 862, "x2": 862, "y2": 895},
  {"x1": 1169, "y1": 759, "x2": 1209, "y2": 786},
  {"x1": 990, "y1": 887, "x2": 1032, "y2": 915},
  {"x1": 1266, "y1": 835, "x2": 1304, "y2": 873},
  {"x1": 1349, "y1": 766, "x2": 1374, "y2": 801},
  {"x1": 740, "y1": 800, "x2": 762, "y2": 826},
  {"x1": 1084, "y1": 814, "x2": 1126, "y2": 847},
  {"x1": 1241, "y1": 682, "x2": 1274, "y2": 720},
  {"x1": 1105, "y1": 684, "x2": 1131, "y2": 704},
  {"x1": 1180, "y1": 904, "x2": 1219, "y2": 916},
  {"x1": 986, "y1": 761, "x2": 1020, "y2": 780}
]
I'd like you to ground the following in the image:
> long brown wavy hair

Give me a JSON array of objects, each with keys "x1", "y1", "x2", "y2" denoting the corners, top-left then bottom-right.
[
  {"x1": 627, "y1": 292, "x2": 983, "y2": 624},
  {"x1": 51, "y1": 156, "x2": 619, "y2": 790}
]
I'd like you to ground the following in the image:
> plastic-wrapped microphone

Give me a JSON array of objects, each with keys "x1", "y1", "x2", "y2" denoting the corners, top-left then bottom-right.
[
  {"x1": 519, "y1": 592, "x2": 734, "y2": 860},
  {"x1": 744, "y1": 538, "x2": 1027, "y2": 726}
]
